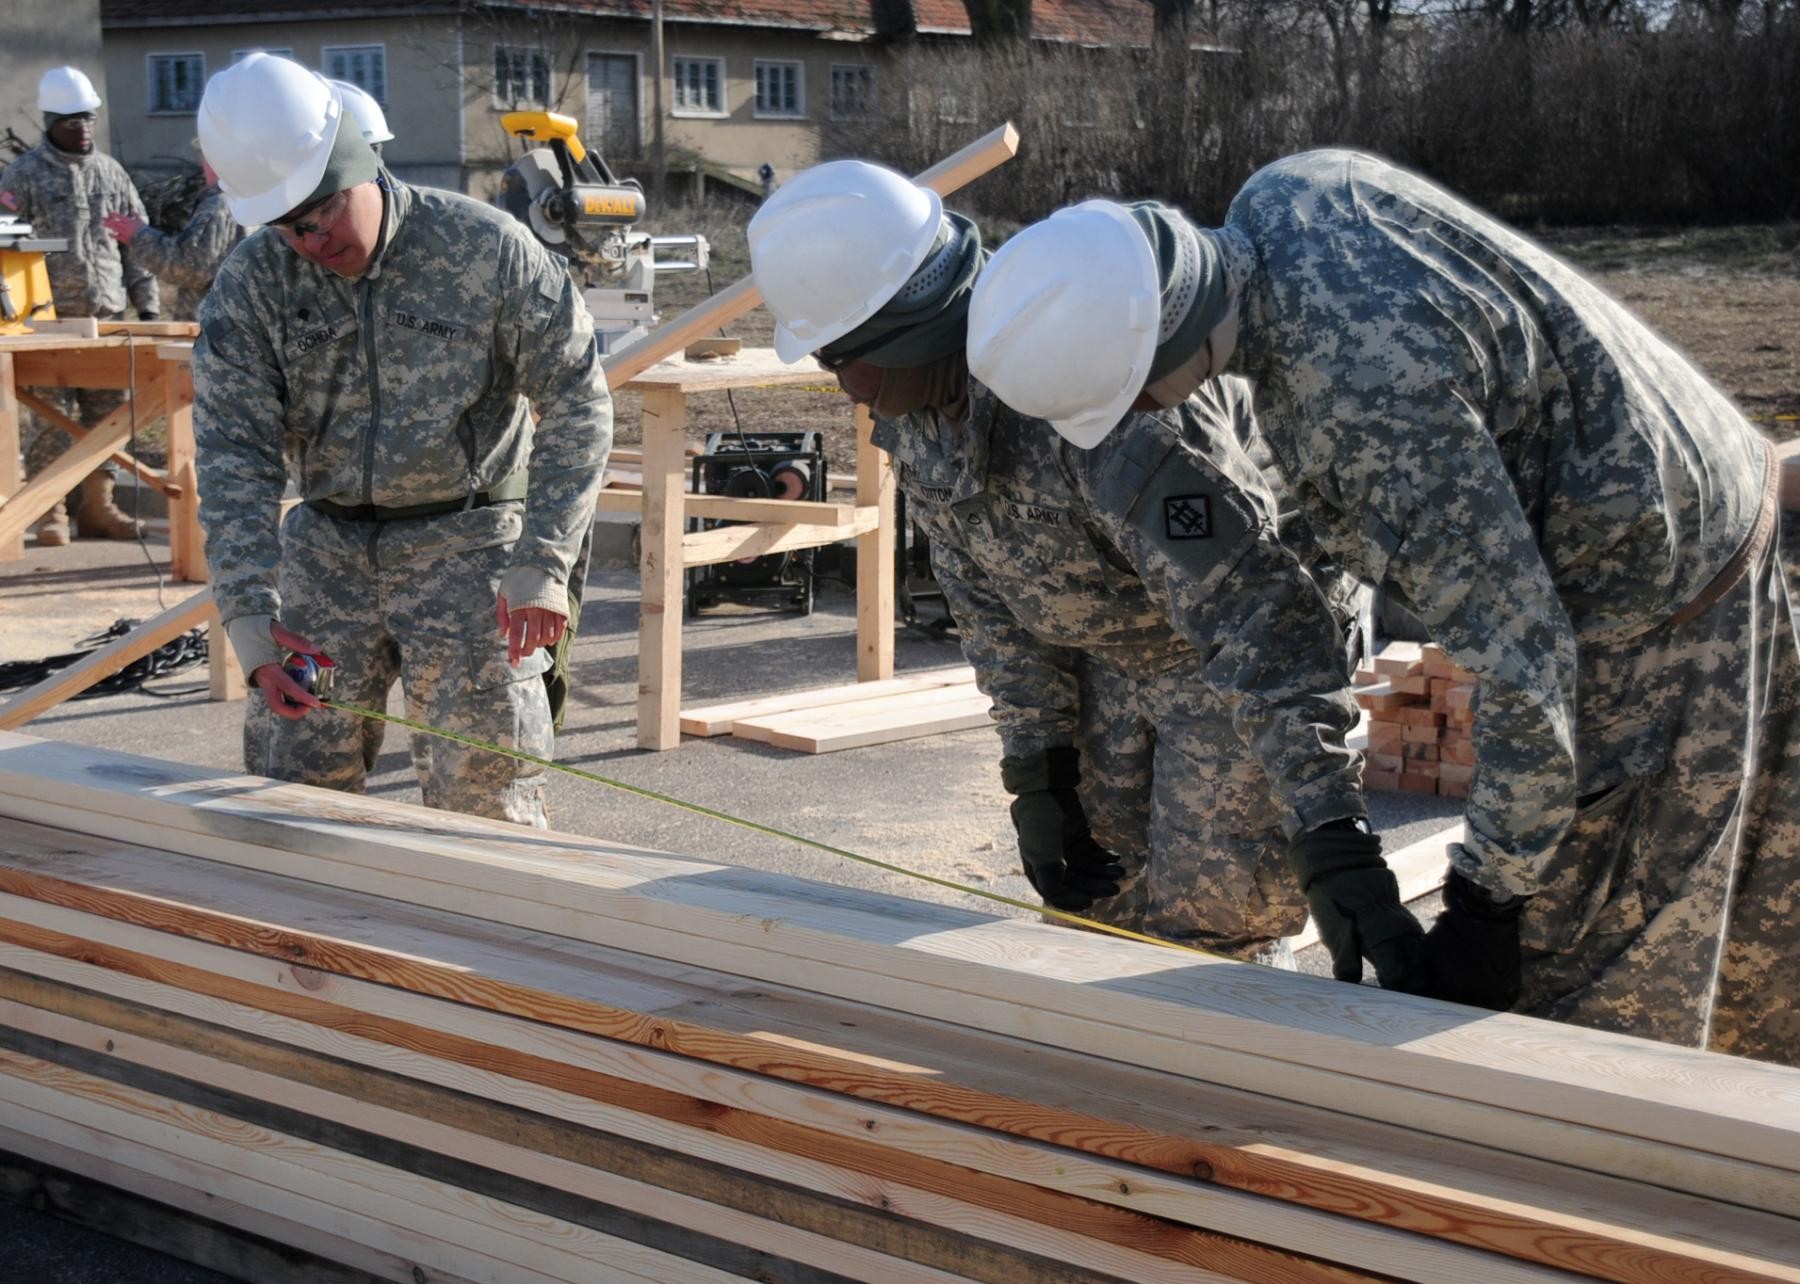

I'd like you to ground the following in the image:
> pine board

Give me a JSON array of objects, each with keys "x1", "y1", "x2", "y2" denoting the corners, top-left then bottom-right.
[
  {"x1": 0, "y1": 904, "x2": 1404, "y2": 1284},
  {"x1": 734, "y1": 685, "x2": 995, "y2": 752},
  {"x1": 0, "y1": 736, "x2": 1796, "y2": 1212},
  {"x1": 1, "y1": 824, "x2": 1789, "y2": 1281},
  {"x1": 0, "y1": 998, "x2": 967, "y2": 1284},
  {"x1": 0, "y1": 1051, "x2": 709, "y2": 1284},
  {"x1": 0, "y1": 936, "x2": 1326, "y2": 1284},
  {"x1": 680, "y1": 666, "x2": 976, "y2": 736}
]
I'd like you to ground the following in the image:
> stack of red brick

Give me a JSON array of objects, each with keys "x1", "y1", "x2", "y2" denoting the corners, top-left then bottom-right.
[{"x1": 1354, "y1": 643, "x2": 1476, "y2": 797}]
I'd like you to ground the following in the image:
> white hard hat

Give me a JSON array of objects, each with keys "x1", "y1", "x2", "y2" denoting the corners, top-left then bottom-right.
[
  {"x1": 38, "y1": 66, "x2": 102, "y2": 116},
  {"x1": 199, "y1": 53, "x2": 345, "y2": 226},
  {"x1": 966, "y1": 200, "x2": 1161, "y2": 449},
  {"x1": 748, "y1": 159, "x2": 943, "y2": 364},
  {"x1": 331, "y1": 79, "x2": 394, "y2": 145}
]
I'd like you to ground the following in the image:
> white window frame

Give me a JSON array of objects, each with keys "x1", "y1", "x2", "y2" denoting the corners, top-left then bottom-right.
[
  {"x1": 584, "y1": 48, "x2": 646, "y2": 152},
  {"x1": 146, "y1": 52, "x2": 206, "y2": 115},
  {"x1": 752, "y1": 59, "x2": 805, "y2": 120},
  {"x1": 322, "y1": 42, "x2": 388, "y2": 105},
  {"x1": 232, "y1": 47, "x2": 294, "y2": 62},
  {"x1": 829, "y1": 63, "x2": 874, "y2": 122},
  {"x1": 492, "y1": 43, "x2": 552, "y2": 111},
  {"x1": 669, "y1": 54, "x2": 725, "y2": 118}
]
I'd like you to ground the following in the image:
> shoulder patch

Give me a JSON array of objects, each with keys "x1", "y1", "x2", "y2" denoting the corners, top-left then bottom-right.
[{"x1": 1163, "y1": 494, "x2": 1213, "y2": 540}]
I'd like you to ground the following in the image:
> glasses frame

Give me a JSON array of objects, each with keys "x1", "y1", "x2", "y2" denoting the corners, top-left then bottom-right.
[{"x1": 273, "y1": 187, "x2": 351, "y2": 240}]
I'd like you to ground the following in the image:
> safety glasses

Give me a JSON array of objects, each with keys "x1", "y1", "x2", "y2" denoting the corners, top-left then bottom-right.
[{"x1": 273, "y1": 187, "x2": 350, "y2": 240}]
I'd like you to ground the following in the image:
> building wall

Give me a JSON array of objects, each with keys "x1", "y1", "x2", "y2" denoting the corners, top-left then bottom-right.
[
  {"x1": 96, "y1": 11, "x2": 883, "y2": 203},
  {"x1": 1, "y1": 0, "x2": 108, "y2": 164},
  {"x1": 458, "y1": 17, "x2": 880, "y2": 199},
  {"x1": 100, "y1": 16, "x2": 464, "y2": 189}
]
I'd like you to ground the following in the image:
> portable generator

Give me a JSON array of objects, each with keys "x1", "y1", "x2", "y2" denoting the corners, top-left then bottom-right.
[{"x1": 685, "y1": 431, "x2": 826, "y2": 617}]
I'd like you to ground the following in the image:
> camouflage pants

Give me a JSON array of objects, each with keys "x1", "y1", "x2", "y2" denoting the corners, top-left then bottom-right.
[
  {"x1": 1071, "y1": 653, "x2": 1306, "y2": 961},
  {"x1": 1516, "y1": 527, "x2": 1800, "y2": 1066},
  {"x1": 244, "y1": 502, "x2": 553, "y2": 827}
]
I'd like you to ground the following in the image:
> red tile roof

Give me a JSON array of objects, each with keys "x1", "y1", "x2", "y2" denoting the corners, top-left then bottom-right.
[{"x1": 102, "y1": 0, "x2": 1207, "y2": 49}]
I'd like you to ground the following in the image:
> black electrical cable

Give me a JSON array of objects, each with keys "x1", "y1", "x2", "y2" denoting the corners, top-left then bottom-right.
[{"x1": 0, "y1": 620, "x2": 209, "y2": 700}]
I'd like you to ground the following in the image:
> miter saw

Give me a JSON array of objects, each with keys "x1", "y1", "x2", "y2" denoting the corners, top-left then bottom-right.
[
  {"x1": 498, "y1": 111, "x2": 708, "y2": 353},
  {"x1": 0, "y1": 215, "x2": 68, "y2": 334}
]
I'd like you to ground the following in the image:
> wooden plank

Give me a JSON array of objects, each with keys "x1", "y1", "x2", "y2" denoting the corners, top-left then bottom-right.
[
  {"x1": 0, "y1": 351, "x2": 19, "y2": 559},
  {"x1": 2, "y1": 827, "x2": 1791, "y2": 1283},
  {"x1": 598, "y1": 489, "x2": 860, "y2": 526},
  {"x1": 729, "y1": 682, "x2": 984, "y2": 742},
  {"x1": 0, "y1": 1071, "x2": 632, "y2": 1284},
  {"x1": 736, "y1": 686, "x2": 994, "y2": 753},
  {"x1": 22, "y1": 316, "x2": 100, "y2": 339},
  {"x1": 599, "y1": 123, "x2": 1020, "y2": 389},
  {"x1": 96, "y1": 320, "x2": 200, "y2": 338},
  {"x1": 855, "y1": 402, "x2": 896, "y2": 682},
  {"x1": 0, "y1": 1128, "x2": 484, "y2": 1284},
  {"x1": 13, "y1": 388, "x2": 174, "y2": 494},
  {"x1": 0, "y1": 933, "x2": 1387, "y2": 1284},
  {"x1": 163, "y1": 356, "x2": 206, "y2": 583},
  {"x1": 0, "y1": 589, "x2": 214, "y2": 729},
  {"x1": 681, "y1": 666, "x2": 976, "y2": 736},
  {"x1": 0, "y1": 362, "x2": 164, "y2": 550},
  {"x1": 680, "y1": 509, "x2": 881, "y2": 568},
  {"x1": 0, "y1": 990, "x2": 1070, "y2": 1284},
  {"x1": 1292, "y1": 823, "x2": 1458, "y2": 951},
  {"x1": 1, "y1": 737, "x2": 1796, "y2": 1206},
  {"x1": 636, "y1": 387, "x2": 687, "y2": 751},
  {"x1": 0, "y1": 1140, "x2": 428, "y2": 1284},
  {"x1": 0, "y1": 1050, "x2": 740, "y2": 1284}
]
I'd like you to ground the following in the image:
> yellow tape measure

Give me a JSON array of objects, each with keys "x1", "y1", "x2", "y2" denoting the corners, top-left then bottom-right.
[{"x1": 321, "y1": 697, "x2": 1219, "y2": 959}]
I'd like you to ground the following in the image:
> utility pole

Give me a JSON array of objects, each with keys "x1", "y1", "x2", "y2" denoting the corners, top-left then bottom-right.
[{"x1": 651, "y1": 0, "x2": 666, "y2": 209}]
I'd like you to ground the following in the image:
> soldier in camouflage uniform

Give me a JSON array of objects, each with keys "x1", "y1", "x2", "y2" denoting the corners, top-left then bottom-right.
[
  {"x1": 1, "y1": 68, "x2": 161, "y2": 544},
  {"x1": 970, "y1": 152, "x2": 1799, "y2": 1065},
  {"x1": 192, "y1": 54, "x2": 611, "y2": 826},
  {"x1": 750, "y1": 163, "x2": 1425, "y2": 981},
  {"x1": 104, "y1": 169, "x2": 242, "y2": 320}
]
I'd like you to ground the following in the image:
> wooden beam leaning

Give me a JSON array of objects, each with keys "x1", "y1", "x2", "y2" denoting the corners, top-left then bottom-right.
[
  {"x1": 3, "y1": 737, "x2": 1791, "y2": 1208},
  {"x1": 12, "y1": 389, "x2": 175, "y2": 496},
  {"x1": 0, "y1": 827, "x2": 1790, "y2": 1283},
  {"x1": 598, "y1": 122, "x2": 1020, "y2": 388},
  {"x1": 0, "y1": 588, "x2": 214, "y2": 730},
  {"x1": 0, "y1": 361, "x2": 165, "y2": 550}
]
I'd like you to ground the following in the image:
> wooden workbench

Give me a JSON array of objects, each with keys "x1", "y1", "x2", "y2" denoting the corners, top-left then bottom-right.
[
  {"x1": 609, "y1": 349, "x2": 895, "y2": 750},
  {"x1": 0, "y1": 324, "x2": 204, "y2": 579}
]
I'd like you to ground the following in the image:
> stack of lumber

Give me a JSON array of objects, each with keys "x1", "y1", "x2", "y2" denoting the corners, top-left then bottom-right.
[
  {"x1": 681, "y1": 665, "x2": 991, "y2": 752},
  {"x1": 1354, "y1": 643, "x2": 1476, "y2": 797},
  {"x1": 0, "y1": 733, "x2": 1797, "y2": 1284}
]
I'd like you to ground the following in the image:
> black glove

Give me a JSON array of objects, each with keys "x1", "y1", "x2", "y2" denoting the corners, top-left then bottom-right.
[
  {"x1": 1287, "y1": 819, "x2": 1428, "y2": 991},
  {"x1": 1418, "y1": 871, "x2": 1527, "y2": 1011},
  {"x1": 138, "y1": 312, "x2": 159, "y2": 322},
  {"x1": 1000, "y1": 747, "x2": 1125, "y2": 912}
]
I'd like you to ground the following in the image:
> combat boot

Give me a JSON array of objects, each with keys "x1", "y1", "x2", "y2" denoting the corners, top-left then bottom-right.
[
  {"x1": 75, "y1": 472, "x2": 144, "y2": 540},
  {"x1": 34, "y1": 501, "x2": 70, "y2": 547}
]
